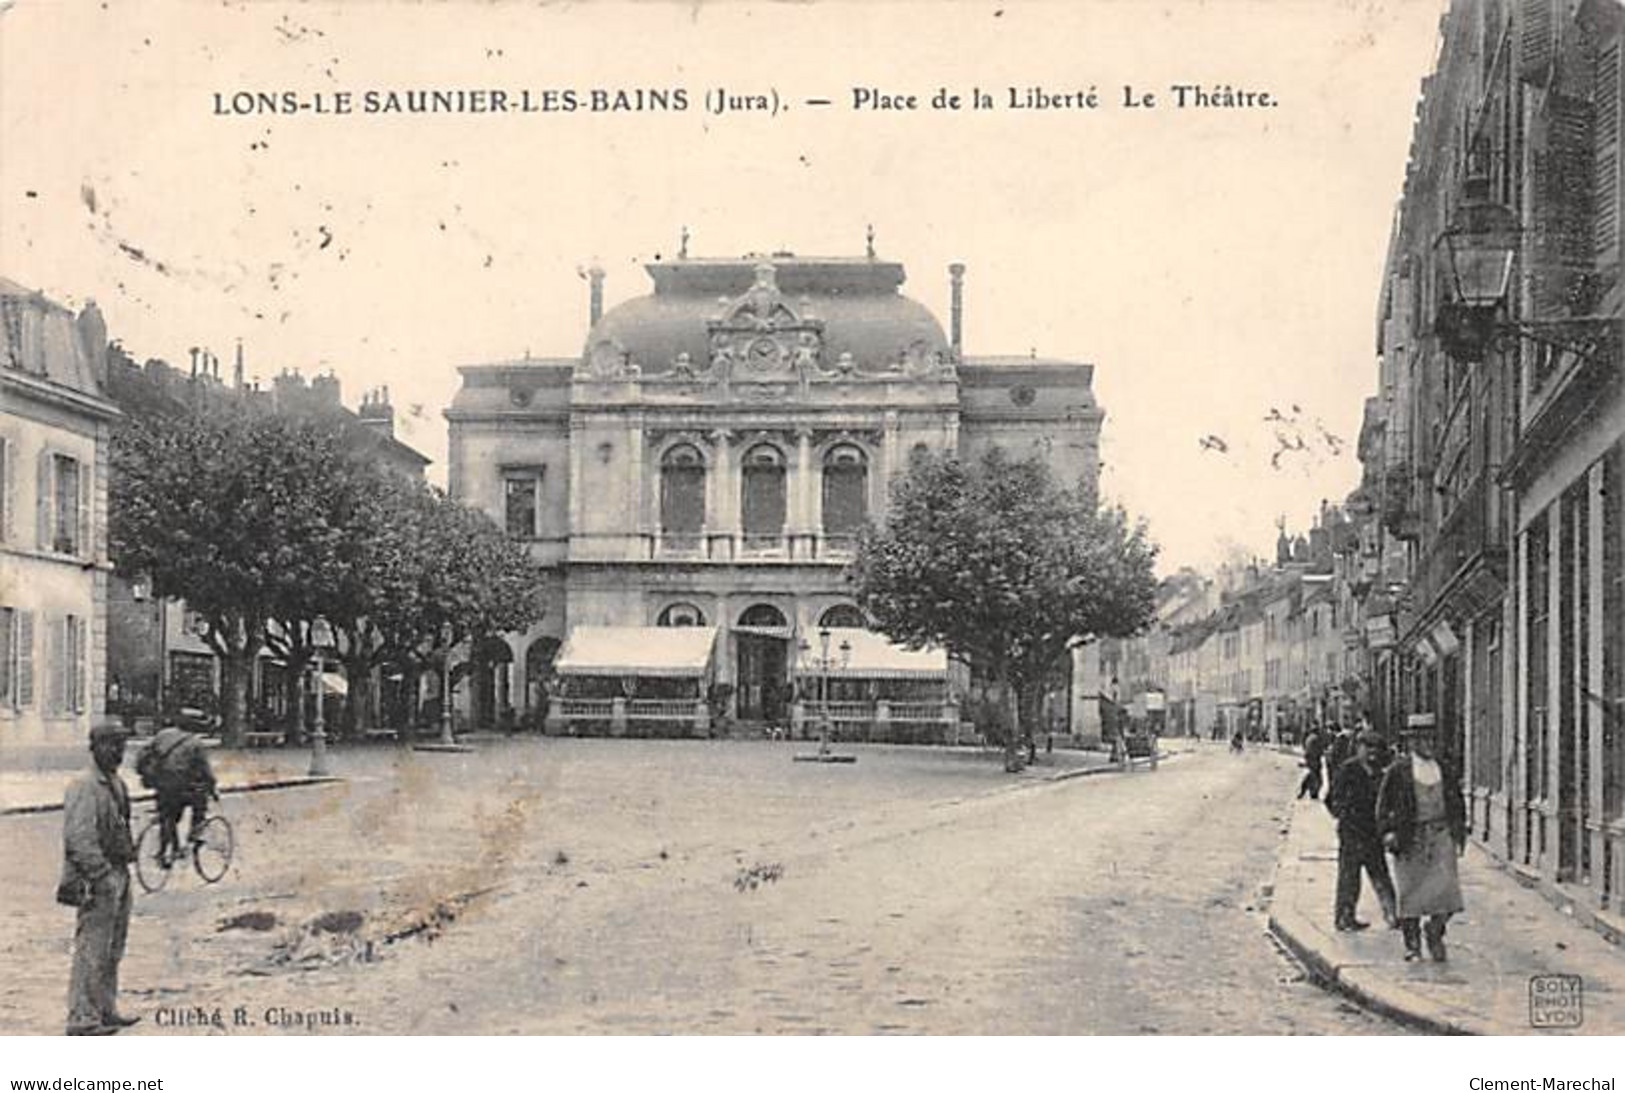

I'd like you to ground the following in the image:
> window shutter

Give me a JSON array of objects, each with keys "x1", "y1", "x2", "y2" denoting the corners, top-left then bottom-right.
[
  {"x1": 0, "y1": 608, "x2": 11, "y2": 705},
  {"x1": 78, "y1": 455, "x2": 91, "y2": 560},
  {"x1": 46, "y1": 616, "x2": 65, "y2": 715},
  {"x1": 1519, "y1": 0, "x2": 1556, "y2": 86},
  {"x1": 15, "y1": 611, "x2": 33, "y2": 708},
  {"x1": 0, "y1": 436, "x2": 11, "y2": 544},
  {"x1": 1595, "y1": 39, "x2": 1622, "y2": 265},
  {"x1": 70, "y1": 616, "x2": 85, "y2": 714},
  {"x1": 1532, "y1": 93, "x2": 1595, "y2": 315},
  {"x1": 35, "y1": 449, "x2": 52, "y2": 551}
]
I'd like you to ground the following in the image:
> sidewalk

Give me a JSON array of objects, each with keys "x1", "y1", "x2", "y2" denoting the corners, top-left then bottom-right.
[
  {"x1": 0, "y1": 747, "x2": 337, "y2": 815},
  {"x1": 1268, "y1": 794, "x2": 1622, "y2": 1035}
]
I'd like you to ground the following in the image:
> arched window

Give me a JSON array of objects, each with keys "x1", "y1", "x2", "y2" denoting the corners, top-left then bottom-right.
[
  {"x1": 657, "y1": 603, "x2": 707, "y2": 628},
  {"x1": 738, "y1": 603, "x2": 788, "y2": 629},
  {"x1": 822, "y1": 444, "x2": 868, "y2": 541},
  {"x1": 660, "y1": 443, "x2": 706, "y2": 547},
  {"x1": 819, "y1": 604, "x2": 867, "y2": 629},
  {"x1": 741, "y1": 444, "x2": 786, "y2": 546}
]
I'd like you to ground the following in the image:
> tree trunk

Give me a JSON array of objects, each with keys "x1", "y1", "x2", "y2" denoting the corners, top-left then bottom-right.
[
  {"x1": 284, "y1": 647, "x2": 310, "y2": 747},
  {"x1": 1018, "y1": 682, "x2": 1040, "y2": 765},
  {"x1": 342, "y1": 655, "x2": 376, "y2": 737},
  {"x1": 999, "y1": 674, "x2": 1024, "y2": 773},
  {"x1": 220, "y1": 650, "x2": 252, "y2": 747}
]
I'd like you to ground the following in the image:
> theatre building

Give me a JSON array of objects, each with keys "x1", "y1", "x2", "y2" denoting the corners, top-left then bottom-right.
[{"x1": 445, "y1": 249, "x2": 1103, "y2": 736}]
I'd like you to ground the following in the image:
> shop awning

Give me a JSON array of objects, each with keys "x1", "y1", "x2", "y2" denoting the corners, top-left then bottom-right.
[
  {"x1": 554, "y1": 626, "x2": 719, "y2": 677},
  {"x1": 318, "y1": 671, "x2": 348, "y2": 696},
  {"x1": 793, "y1": 628, "x2": 947, "y2": 679}
]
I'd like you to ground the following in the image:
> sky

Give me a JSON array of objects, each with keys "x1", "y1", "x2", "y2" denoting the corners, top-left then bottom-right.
[{"x1": 0, "y1": 0, "x2": 1449, "y2": 574}]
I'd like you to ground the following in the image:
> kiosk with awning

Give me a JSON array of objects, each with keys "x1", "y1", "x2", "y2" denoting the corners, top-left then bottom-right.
[
  {"x1": 550, "y1": 626, "x2": 719, "y2": 736},
  {"x1": 791, "y1": 629, "x2": 953, "y2": 742}
]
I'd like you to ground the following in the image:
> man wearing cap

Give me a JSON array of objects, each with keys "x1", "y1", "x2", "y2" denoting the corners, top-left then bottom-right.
[
  {"x1": 1377, "y1": 718, "x2": 1467, "y2": 962},
  {"x1": 1325, "y1": 727, "x2": 1398, "y2": 932},
  {"x1": 59, "y1": 721, "x2": 140, "y2": 1036}
]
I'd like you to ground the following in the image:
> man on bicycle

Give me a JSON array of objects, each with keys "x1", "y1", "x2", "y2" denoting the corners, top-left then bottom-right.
[{"x1": 137, "y1": 725, "x2": 217, "y2": 867}]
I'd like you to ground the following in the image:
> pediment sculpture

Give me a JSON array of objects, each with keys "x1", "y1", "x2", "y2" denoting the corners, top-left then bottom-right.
[{"x1": 707, "y1": 262, "x2": 826, "y2": 381}]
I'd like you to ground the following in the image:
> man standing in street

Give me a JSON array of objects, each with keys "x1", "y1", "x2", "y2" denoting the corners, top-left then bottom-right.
[
  {"x1": 1322, "y1": 722, "x2": 1356, "y2": 801},
  {"x1": 59, "y1": 720, "x2": 140, "y2": 1036},
  {"x1": 1325, "y1": 728, "x2": 1398, "y2": 932},
  {"x1": 1298, "y1": 724, "x2": 1327, "y2": 800}
]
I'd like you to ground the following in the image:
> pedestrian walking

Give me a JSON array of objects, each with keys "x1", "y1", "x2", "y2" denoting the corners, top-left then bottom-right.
[
  {"x1": 58, "y1": 721, "x2": 140, "y2": 1036},
  {"x1": 1377, "y1": 719, "x2": 1467, "y2": 962},
  {"x1": 1297, "y1": 725, "x2": 1326, "y2": 800},
  {"x1": 1324, "y1": 728, "x2": 1398, "y2": 932}
]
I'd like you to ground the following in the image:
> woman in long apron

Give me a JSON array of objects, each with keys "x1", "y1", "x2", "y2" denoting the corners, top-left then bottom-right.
[{"x1": 1376, "y1": 719, "x2": 1467, "y2": 962}]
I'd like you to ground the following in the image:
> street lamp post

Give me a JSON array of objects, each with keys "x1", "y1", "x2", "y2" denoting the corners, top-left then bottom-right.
[
  {"x1": 440, "y1": 635, "x2": 456, "y2": 748},
  {"x1": 308, "y1": 618, "x2": 333, "y2": 778},
  {"x1": 797, "y1": 627, "x2": 852, "y2": 755}
]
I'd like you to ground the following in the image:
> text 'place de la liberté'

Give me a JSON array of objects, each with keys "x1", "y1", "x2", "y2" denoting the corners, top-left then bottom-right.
[{"x1": 207, "y1": 82, "x2": 1276, "y2": 119}]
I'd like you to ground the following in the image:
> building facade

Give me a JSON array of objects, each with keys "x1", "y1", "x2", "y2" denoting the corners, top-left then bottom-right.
[
  {"x1": 1359, "y1": 0, "x2": 1625, "y2": 926},
  {"x1": 0, "y1": 280, "x2": 120, "y2": 758},
  {"x1": 446, "y1": 250, "x2": 1104, "y2": 729}
]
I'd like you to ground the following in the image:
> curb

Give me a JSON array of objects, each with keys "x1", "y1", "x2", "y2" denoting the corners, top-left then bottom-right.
[
  {"x1": 1, "y1": 775, "x2": 343, "y2": 817},
  {"x1": 1265, "y1": 906, "x2": 1474, "y2": 1035},
  {"x1": 1264, "y1": 792, "x2": 1478, "y2": 1036},
  {"x1": 1046, "y1": 748, "x2": 1181, "y2": 782}
]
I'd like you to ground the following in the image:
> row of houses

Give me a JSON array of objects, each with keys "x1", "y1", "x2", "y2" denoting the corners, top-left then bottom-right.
[{"x1": 1098, "y1": 510, "x2": 1371, "y2": 745}]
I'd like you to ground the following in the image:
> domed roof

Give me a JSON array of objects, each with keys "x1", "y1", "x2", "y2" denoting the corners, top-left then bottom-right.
[{"x1": 584, "y1": 255, "x2": 948, "y2": 375}]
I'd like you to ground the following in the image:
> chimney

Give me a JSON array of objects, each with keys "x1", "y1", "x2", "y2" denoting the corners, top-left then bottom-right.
[
  {"x1": 272, "y1": 368, "x2": 303, "y2": 410},
  {"x1": 188, "y1": 347, "x2": 200, "y2": 378},
  {"x1": 357, "y1": 386, "x2": 395, "y2": 439},
  {"x1": 588, "y1": 266, "x2": 605, "y2": 326},
  {"x1": 75, "y1": 300, "x2": 108, "y2": 388},
  {"x1": 311, "y1": 370, "x2": 342, "y2": 408},
  {"x1": 948, "y1": 263, "x2": 966, "y2": 356},
  {"x1": 234, "y1": 339, "x2": 244, "y2": 389}
]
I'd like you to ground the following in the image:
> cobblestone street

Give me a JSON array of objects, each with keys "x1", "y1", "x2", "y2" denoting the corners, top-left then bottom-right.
[{"x1": 0, "y1": 740, "x2": 1401, "y2": 1034}]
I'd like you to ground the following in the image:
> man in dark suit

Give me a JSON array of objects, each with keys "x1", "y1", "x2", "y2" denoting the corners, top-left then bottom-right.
[
  {"x1": 1322, "y1": 722, "x2": 1355, "y2": 802},
  {"x1": 60, "y1": 721, "x2": 141, "y2": 1036},
  {"x1": 1325, "y1": 729, "x2": 1398, "y2": 932},
  {"x1": 1298, "y1": 726, "x2": 1327, "y2": 800}
]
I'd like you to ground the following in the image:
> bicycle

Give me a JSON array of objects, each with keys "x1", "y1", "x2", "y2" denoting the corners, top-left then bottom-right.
[{"x1": 134, "y1": 793, "x2": 234, "y2": 893}]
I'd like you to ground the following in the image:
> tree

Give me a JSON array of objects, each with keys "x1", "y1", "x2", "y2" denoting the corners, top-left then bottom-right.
[
  {"x1": 326, "y1": 475, "x2": 547, "y2": 738},
  {"x1": 849, "y1": 447, "x2": 1158, "y2": 770},
  {"x1": 110, "y1": 401, "x2": 371, "y2": 745}
]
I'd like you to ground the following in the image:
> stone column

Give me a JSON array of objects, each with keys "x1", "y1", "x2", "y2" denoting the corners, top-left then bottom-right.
[
  {"x1": 794, "y1": 428, "x2": 814, "y2": 557},
  {"x1": 567, "y1": 414, "x2": 585, "y2": 554},
  {"x1": 626, "y1": 413, "x2": 646, "y2": 558},
  {"x1": 880, "y1": 411, "x2": 900, "y2": 513},
  {"x1": 709, "y1": 428, "x2": 734, "y2": 560}
]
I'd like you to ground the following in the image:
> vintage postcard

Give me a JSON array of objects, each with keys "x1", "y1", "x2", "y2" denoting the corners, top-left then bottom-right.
[{"x1": 1, "y1": 0, "x2": 1623, "y2": 1057}]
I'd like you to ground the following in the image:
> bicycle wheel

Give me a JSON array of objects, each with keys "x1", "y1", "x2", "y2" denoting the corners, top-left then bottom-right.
[
  {"x1": 192, "y1": 815, "x2": 234, "y2": 884},
  {"x1": 134, "y1": 819, "x2": 172, "y2": 894}
]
